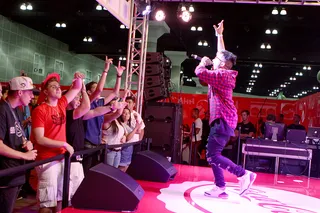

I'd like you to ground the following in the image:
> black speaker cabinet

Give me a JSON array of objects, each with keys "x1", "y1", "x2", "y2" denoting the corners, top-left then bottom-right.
[
  {"x1": 144, "y1": 102, "x2": 182, "y2": 163},
  {"x1": 71, "y1": 163, "x2": 144, "y2": 212},
  {"x1": 127, "y1": 150, "x2": 177, "y2": 182}
]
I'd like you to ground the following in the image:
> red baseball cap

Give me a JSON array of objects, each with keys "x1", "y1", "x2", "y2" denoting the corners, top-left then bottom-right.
[{"x1": 37, "y1": 73, "x2": 61, "y2": 104}]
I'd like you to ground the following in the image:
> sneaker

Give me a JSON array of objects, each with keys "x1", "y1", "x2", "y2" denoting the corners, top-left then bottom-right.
[
  {"x1": 204, "y1": 186, "x2": 229, "y2": 199},
  {"x1": 238, "y1": 170, "x2": 257, "y2": 196}
]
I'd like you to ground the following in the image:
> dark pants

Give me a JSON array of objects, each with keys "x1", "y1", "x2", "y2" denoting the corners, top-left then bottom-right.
[
  {"x1": 0, "y1": 186, "x2": 21, "y2": 213},
  {"x1": 82, "y1": 141, "x2": 100, "y2": 175},
  {"x1": 207, "y1": 119, "x2": 245, "y2": 187}
]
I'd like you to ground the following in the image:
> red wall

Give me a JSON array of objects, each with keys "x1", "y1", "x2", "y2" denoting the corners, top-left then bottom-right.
[{"x1": 167, "y1": 93, "x2": 296, "y2": 127}]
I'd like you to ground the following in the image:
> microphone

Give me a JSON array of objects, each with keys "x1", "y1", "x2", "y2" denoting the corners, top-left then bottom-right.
[{"x1": 191, "y1": 54, "x2": 202, "y2": 61}]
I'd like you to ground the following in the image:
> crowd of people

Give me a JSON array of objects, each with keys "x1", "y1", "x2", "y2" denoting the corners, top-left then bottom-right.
[{"x1": 0, "y1": 58, "x2": 145, "y2": 213}]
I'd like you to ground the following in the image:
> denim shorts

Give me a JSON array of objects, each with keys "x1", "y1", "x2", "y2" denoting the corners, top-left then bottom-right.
[{"x1": 119, "y1": 145, "x2": 134, "y2": 166}]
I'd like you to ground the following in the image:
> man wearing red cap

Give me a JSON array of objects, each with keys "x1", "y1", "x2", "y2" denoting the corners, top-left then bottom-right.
[{"x1": 31, "y1": 72, "x2": 83, "y2": 212}]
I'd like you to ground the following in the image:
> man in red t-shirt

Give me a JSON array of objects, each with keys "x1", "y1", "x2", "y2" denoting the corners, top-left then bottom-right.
[{"x1": 31, "y1": 72, "x2": 83, "y2": 213}]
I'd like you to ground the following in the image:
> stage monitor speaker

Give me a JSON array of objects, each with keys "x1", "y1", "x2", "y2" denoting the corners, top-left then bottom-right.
[
  {"x1": 71, "y1": 163, "x2": 144, "y2": 212},
  {"x1": 127, "y1": 150, "x2": 177, "y2": 182}
]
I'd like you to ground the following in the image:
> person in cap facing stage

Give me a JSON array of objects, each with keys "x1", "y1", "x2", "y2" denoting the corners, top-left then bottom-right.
[
  {"x1": 31, "y1": 72, "x2": 83, "y2": 213},
  {"x1": 194, "y1": 20, "x2": 256, "y2": 198},
  {"x1": 0, "y1": 76, "x2": 37, "y2": 213}
]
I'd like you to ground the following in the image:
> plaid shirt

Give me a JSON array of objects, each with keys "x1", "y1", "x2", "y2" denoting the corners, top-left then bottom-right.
[{"x1": 195, "y1": 65, "x2": 238, "y2": 129}]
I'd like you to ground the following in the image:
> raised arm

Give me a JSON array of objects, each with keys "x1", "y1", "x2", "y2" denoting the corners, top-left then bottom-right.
[
  {"x1": 213, "y1": 20, "x2": 225, "y2": 52},
  {"x1": 90, "y1": 57, "x2": 113, "y2": 103},
  {"x1": 73, "y1": 82, "x2": 91, "y2": 120},
  {"x1": 104, "y1": 61, "x2": 125, "y2": 104},
  {"x1": 83, "y1": 101, "x2": 127, "y2": 120},
  {"x1": 64, "y1": 72, "x2": 84, "y2": 104}
]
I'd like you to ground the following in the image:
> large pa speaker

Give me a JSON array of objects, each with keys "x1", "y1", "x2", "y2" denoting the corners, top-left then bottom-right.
[
  {"x1": 143, "y1": 102, "x2": 182, "y2": 163},
  {"x1": 71, "y1": 163, "x2": 144, "y2": 211},
  {"x1": 144, "y1": 86, "x2": 168, "y2": 101},
  {"x1": 127, "y1": 150, "x2": 177, "y2": 182}
]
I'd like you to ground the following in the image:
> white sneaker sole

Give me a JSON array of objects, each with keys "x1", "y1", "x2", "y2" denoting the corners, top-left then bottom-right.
[
  {"x1": 204, "y1": 191, "x2": 229, "y2": 199},
  {"x1": 240, "y1": 173, "x2": 257, "y2": 196}
]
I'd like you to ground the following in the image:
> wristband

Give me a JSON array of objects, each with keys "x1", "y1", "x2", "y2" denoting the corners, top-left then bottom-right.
[
  {"x1": 216, "y1": 33, "x2": 223, "y2": 37},
  {"x1": 103, "y1": 71, "x2": 108, "y2": 74},
  {"x1": 117, "y1": 74, "x2": 122, "y2": 78}
]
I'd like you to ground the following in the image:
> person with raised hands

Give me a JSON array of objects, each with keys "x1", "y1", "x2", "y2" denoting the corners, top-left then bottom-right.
[
  {"x1": 195, "y1": 20, "x2": 256, "y2": 199},
  {"x1": 83, "y1": 59, "x2": 125, "y2": 173},
  {"x1": 31, "y1": 71, "x2": 84, "y2": 213}
]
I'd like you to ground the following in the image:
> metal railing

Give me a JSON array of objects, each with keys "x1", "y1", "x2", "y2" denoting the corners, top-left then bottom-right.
[{"x1": 0, "y1": 140, "x2": 144, "y2": 209}]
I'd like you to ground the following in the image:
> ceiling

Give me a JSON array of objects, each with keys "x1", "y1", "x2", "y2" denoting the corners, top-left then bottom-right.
[{"x1": 1, "y1": 0, "x2": 320, "y2": 98}]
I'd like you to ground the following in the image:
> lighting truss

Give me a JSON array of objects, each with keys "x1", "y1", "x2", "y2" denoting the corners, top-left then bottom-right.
[
  {"x1": 150, "y1": 0, "x2": 320, "y2": 6},
  {"x1": 125, "y1": 0, "x2": 150, "y2": 115}
]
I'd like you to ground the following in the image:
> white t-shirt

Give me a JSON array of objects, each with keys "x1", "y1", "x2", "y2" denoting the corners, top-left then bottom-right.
[
  {"x1": 191, "y1": 118, "x2": 203, "y2": 142},
  {"x1": 130, "y1": 110, "x2": 145, "y2": 130}
]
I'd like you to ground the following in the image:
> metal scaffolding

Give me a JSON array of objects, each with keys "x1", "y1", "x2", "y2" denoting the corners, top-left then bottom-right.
[{"x1": 125, "y1": 1, "x2": 150, "y2": 115}]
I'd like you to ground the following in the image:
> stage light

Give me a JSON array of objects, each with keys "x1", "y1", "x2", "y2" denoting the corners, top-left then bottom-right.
[
  {"x1": 96, "y1": 5, "x2": 102, "y2": 10},
  {"x1": 61, "y1": 23, "x2": 66, "y2": 28},
  {"x1": 26, "y1": 3, "x2": 33, "y2": 10},
  {"x1": 155, "y1": 10, "x2": 165, "y2": 21},
  {"x1": 307, "y1": 66, "x2": 311, "y2": 70},
  {"x1": 266, "y1": 44, "x2": 271, "y2": 49},
  {"x1": 20, "y1": 3, "x2": 27, "y2": 10},
  {"x1": 55, "y1": 23, "x2": 61, "y2": 28},
  {"x1": 203, "y1": 41, "x2": 208, "y2": 46},
  {"x1": 260, "y1": 44, "x2": 266, "y2": 49},
  {"x1": 198, "y1": 41, "x2": 203, "y2": 46},
  {"x1": 265, "y1": 29, "x2": 271, "y2": 34},
  {"x1": 83, "y1": 37, "x2": 88, "y2": 42},
  {"x1": 142, "y1": 5, "x2": 151, "y2": 16},
  {"x1": 254, "y1": 63, "x2": 258, "y2": 67},
  {"x1": 259, "y1": 63, "x2": 263, "y2": 68},
  {"x1": 120, "y1": 24, "x2": 125, "y2": 29},
  {"x1": 180, "y1": 11, "x2": 192, "y2": 22},
  {"x1": 272, "y1": 29, "x2": 278, "y2": 35},
  {"x1": 280, "y1": 8, "x2": 287, "y2": 15},
  {"x1": 181, "y1": 6, "x2": 187, "y2": 11},
  {"x1": 197, "y1": 26, "x2": 203, "y2": 31},
  {"x1": 189, "y1": 5, "x2": 194, "y2": 12},
  {"x1": 191, "y1": 26, "x2": 196, "y2": 31},
  {"x1": 272, "y1": 8, "x2": 278, "y2": 15}
]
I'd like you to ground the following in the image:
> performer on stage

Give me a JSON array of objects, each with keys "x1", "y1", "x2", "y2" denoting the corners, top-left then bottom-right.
[{"x1": 194, "y1": 20, "x2": 256, "y2": 198}]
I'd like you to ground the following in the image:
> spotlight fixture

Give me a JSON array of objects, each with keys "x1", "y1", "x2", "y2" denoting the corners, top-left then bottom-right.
[
  {"x1": 61, "y1": 23, "x2": 66, "y2": 28},
  {"x1": 191, "y1": 26, "x2": 196, "y2": 31},
  {"x1": 180, "y1": 10, "x2": 192, "y2": 22},
  {"x1": 120, "y1": 24, "x2": 125, "y2": 29},
  {"x1": 83, "y1": 37, "x2": 93, "y2": 42},
  {"x1": 254, "y1": 63, "x2": 258, "y2": 67},
  {"x1": 265, "y1": 29, "x2": 271, "y2": 34},
  {"x1": 266, "y1": 44, "x2": 271, "y2": 49},
  {"x1": 197, "y1": 26, "x2": 203, "y2": 31},
  {"x1": 155, "y1": 10, "x2": 165, "y2": 21},
  {"x1": 55, "y1": 23, "x2": 61, "y2": 28},
  {"x1": 259, "y1": 63, "x2": 263, "y2": 68},
  {"x1": 181, "y1": 6, "x2": 187, "y2": 11},
  {"x1": 313, "y1": 86, "x2": 319, "y2": 90},
  {"x1": 272, "y1": 29, "x2": 278, "y2": 35},
  {"x1": 96, "y1": 4, "x2": 102, "y2": 10},
  {"x1": 189, "y1": 5, "x2": 195, "y2": 12},
  {"x1": 56, "y1": 23, "x2": 66, "y2": 28},
  {"x1": 20, "y1": 3, "x2": 32, "y2": 10},
  {"x1": 280, "y1": 8, "x2": 287, "y2": 15},
  {"x1": 203, "y1": 41, "x2": 208, "y2": 47},
  {"x1": 198, "y1": 41, "x2": 203, "y2": 46},
  {"x1": 272, "y1": 8, "x2": 279, "y2": 15},
  {"x1": 303, "y1": 66, "x2": 307, "y2": 70},
  {"x1": 260, "y1": 44, "x2": 266, "y2": 49},
  {"x1": 307, "y1": 66, "x2": 311, "y2": 70}
]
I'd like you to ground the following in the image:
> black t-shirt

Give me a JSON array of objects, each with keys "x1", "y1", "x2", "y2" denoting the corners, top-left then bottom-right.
[
  {"x1": 0, "y1": 101, "x2": 26, "y2": 187},
  {"x1": 287, "y1": 124, "x2": 306, "y2": 131},
  {"x1": 236, "y1": 122, "x2": 256, "y2": 135},
  {"x1": 66, "y1": 110, "x2": 85, "y2": 151}
]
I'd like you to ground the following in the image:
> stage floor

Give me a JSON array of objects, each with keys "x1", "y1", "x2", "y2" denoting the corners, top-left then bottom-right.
[{"x1": 15, "y1": 164, "x2": 320, "y2": 213}]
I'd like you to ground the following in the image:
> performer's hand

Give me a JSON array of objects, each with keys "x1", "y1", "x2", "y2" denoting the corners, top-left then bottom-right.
[
  {"x1": 200, "y1": 56, "x2": 212, "y2": 67},
  {"x1": 213, "y1": 20, "x2": 224, "y2": 36}
]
